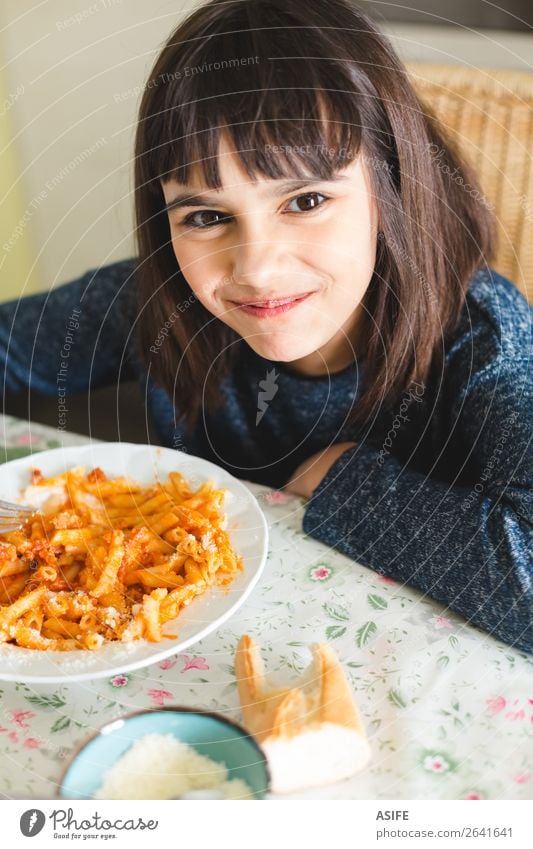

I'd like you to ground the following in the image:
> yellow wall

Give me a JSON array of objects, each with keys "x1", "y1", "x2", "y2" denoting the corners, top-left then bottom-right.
[{"x1": 0, "y1": 69, "x2": 41, "y2": 302}]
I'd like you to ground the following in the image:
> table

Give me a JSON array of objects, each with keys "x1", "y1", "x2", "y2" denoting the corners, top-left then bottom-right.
[{"x1": 0, "y1": 413, "x2": 531, "y2": 800}]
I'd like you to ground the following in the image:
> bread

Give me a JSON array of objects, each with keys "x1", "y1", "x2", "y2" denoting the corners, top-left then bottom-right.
[{"x1": 235, "y1": 634, "x2": 371, "y2": 793}]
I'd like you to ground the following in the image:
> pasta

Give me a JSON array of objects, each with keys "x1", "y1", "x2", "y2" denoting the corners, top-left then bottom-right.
[{"x1": 0, "y1": 466, "x2": 243, "y2": 651}]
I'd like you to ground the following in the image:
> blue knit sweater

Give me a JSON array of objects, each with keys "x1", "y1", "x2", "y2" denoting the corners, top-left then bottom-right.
[{"x1": 1, "y1": 260, "x2": 532, "y2": 653}]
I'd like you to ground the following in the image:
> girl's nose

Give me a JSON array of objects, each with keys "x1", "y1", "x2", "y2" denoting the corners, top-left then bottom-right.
[{"x1": 230, "y1": 231, "x2": 287, "y2": 290}]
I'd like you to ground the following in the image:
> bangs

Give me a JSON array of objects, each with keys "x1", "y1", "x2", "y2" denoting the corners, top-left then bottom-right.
[{"x1": 139, "y1": 8, "x2": 364, "y2": 192}]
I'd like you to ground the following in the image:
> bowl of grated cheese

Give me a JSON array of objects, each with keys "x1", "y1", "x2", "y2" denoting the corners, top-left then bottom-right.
[{"x1": 58, "y1": 706, "x2": 270, "y2": 800}]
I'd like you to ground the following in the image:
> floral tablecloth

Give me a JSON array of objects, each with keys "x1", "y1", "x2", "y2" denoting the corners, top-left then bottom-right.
[{"x1": 0, "y1": 413, "x2": 531, "y2": 800}]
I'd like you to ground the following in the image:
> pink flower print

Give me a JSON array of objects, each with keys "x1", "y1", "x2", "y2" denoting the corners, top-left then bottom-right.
[
  {"x1": 11, "y1": 710, "x2": 35, "y2": 728},
  {"x1": 110, "y1": 675, "x2": 128, "y2": 688},
  {"x1": 308, "y1": 563, "x2": 333, "y2": 582},
  {"x1": 24, "y1": 738, "x2": 41, "y2": 749},
  {"x1": 513, "y1": 772, "x2": 531, "y2": 784},
  {"x1": 377, "y1": 574, "x2": 397, "y2": 585},
  {"x1": 423, "y1": 754, "x2": 450, "y2": 773},
  {"x1": 486, "y1": 695, "x2": 506, "y2": 715},
  {"x1": 14, "y1": 434, "x2": 33, "y2": 446},
  {"x1": 465, "y1": 791, "x2": 484, "y2": 800},
  {"x1": 505, "y1": 709, "x2": 525, "y2": 721},
  {"x1": 180, "y1": 655, "x2": 209, "y2": 673},
  {"x1": 8, "y1": 731, "x2": 19, "y2": 743},
  {"x1": 264, "y1": 490, "x2": 290, "y2": 505},
  {"x1": 429, "y1": 615, "x2": 453, "y2": 630},
  {"x1": 147, "y1": 688, "x2": 174, "y2": 706},
  {"x1": 159, "y1": 658, "x2": 177, "y2": 671}
]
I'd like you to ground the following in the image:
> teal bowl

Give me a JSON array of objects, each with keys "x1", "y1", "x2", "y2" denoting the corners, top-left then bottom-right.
[{"x1": 58, "y1": 707, "x2": 270, "y2": 800}]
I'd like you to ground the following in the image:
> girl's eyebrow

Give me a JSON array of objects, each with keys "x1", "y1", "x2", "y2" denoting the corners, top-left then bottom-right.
[{"x1": 163, "y1": 175, "x2": 350, "y2": 211}]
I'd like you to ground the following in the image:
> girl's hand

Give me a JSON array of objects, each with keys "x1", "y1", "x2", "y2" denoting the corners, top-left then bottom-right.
[{"x1": 283, "y1": 442, "x2": 357, "y2": 499}]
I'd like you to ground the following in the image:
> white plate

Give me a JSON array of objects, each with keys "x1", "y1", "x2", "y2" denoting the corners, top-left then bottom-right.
[{"x1": 0, "y1": 442, "x2": 268, "y2": 683}]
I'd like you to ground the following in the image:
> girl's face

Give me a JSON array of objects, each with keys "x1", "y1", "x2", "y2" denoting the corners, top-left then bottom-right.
[{"x1": 161, "y1": 134, "x2": 378, "y2": 376}]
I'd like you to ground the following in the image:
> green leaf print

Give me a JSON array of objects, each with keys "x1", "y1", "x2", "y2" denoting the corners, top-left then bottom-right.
[
  {"x1": 367, "y1": 594, "x2": 388, "y2": 610},
  {"x1": 0, "y1": 447, "x2": 34, "y2": 463},
  {"x1": 388, "y1": 688, "x2": 407, "y2": 708},
  {"x1": 356, "y1": 621, "x2": 377, "y2": 647},
  {"x1": 51, "y1": 715, "x2": 71, "y2": 733},
  {"x1": 325, "y1": 625, "x2": 347, "y2": 640},
  {"x1": 322, "y1": 603, "x2": 350, "y2": 621},
  {"x1": 25, "y1": 694, "x2": 66, "y2": 709}
]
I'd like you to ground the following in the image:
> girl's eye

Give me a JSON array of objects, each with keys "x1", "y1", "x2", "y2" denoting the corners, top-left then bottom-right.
[
  {"x1": 179, "y1": 191, "x2": 329, "y2": 230},
  {"x1": 180, "y1": 210, "x2": 232, "y2": 229},
  {"x1": 285, "y1": 191, "x2": 329, "y2": 213}
]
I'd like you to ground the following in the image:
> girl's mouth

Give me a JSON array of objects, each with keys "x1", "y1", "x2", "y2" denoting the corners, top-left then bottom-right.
[{"x1": 232, "y1": 291, "x2": 314, "y2": 318}]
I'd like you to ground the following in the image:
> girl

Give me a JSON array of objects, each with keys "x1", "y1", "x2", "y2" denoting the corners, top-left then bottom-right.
[{"x1": 1, "y1": 0, "x2": 531, "y2": 653}]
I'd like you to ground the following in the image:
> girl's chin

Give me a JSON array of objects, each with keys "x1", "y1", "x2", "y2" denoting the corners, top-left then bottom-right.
[{"x1": 247, "y1": 341, "x2": 315, "y2": 363}]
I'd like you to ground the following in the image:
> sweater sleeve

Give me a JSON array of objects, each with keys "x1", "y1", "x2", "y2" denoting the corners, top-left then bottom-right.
[
  {"x1": 0, "y1": 259, "x2": 139, "y2": 395},
  {"x1": 301, "y1": 355, "x2": 533, "y2": 654}
]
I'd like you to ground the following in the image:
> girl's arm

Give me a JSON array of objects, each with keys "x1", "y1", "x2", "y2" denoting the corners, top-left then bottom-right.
[
  {"x1": 0, "y1": 260, "x2": 138, "y2": 395},
  {"x1": 300, "y1": 355, "x2": 532, "y2": 654}
]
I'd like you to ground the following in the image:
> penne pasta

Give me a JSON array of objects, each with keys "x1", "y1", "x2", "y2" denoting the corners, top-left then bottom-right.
[
  {"x1": 42, "y1": 617, "x2": 81, "y2": 638},
  {"x1": 0, "y1": 560, "x2": 29, "y2": 579},
  {"x1": 90, "y1": 530, "x2": 125, "y2": 599},
  {"x1": 139, "y1": 587, "x2": 167, "y2": 641},
  {"x1": 0, "y1": 466, "x2": 242, "y2": 650}
]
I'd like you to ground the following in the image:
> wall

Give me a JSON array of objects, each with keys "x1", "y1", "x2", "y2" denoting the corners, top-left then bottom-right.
[{"x1": 0, "y1": 0, "x2": 198, "y2": 300}]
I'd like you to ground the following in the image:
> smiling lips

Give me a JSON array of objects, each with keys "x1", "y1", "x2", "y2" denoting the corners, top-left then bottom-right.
[{"x1": 232, "y1": 291, "x2": 315, "y2": 317}]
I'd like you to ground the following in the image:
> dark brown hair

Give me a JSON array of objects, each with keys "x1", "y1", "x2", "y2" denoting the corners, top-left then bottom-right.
[{"x1": 134, "y1": 0, "x2": 496, "y2": 435}]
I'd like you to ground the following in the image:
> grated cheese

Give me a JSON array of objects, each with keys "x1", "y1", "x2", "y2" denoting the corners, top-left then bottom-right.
[{"x1": 93, "y1": 732, "x2": 253, "y2": 799}]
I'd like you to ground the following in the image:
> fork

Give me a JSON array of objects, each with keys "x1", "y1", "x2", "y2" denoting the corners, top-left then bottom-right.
[{"x1": 0, "y1": 499, "x2": 35, "y2": 533}]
